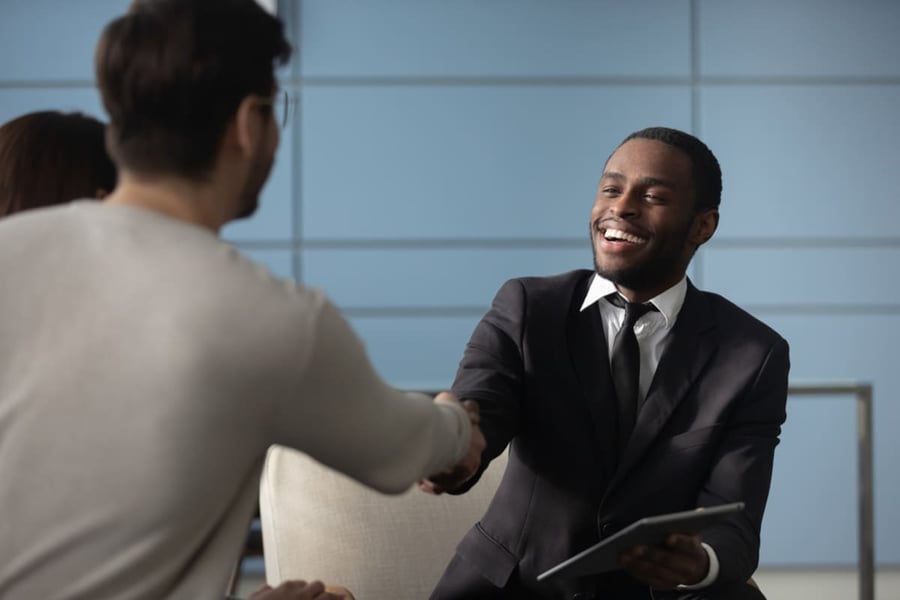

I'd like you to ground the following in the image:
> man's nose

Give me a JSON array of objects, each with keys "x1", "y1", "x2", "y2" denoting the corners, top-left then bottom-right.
[{"x1": 609, "y1": 190, "x2": 641, "y2": 217}]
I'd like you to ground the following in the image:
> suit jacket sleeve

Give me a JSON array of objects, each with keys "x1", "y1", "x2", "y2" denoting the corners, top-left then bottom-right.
[
  {"x1": 451, "y1": 278, "x2": 528, "y2": 489},
  {"x1": 700, "y1": 335, "x2": 790, "y2": 586}
]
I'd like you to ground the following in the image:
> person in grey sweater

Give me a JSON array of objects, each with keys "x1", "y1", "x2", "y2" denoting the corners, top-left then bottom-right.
[{"x1": 0, "y1": 1, "x2": 484, "y2": 599}]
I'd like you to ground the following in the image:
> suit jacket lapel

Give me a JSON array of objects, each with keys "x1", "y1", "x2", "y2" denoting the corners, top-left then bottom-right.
[
  {"x1": 613, "y1": 281, "x2": 718, "y2": 484},
  {"x1": 566, "y1": 273, "x2": 619, "y2": 478}
]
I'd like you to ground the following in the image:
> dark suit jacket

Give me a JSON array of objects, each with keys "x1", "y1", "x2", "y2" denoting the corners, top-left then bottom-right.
[{"x1": 439, "y1": 269, "x2": 789, "y2": 598}]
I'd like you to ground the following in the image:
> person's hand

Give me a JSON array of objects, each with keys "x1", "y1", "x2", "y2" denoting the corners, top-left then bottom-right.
[
  {"x1": 324, "y1": 584, "x2": 356, "y2": 600},
  {"x1": 619, "y1": 533, "x2": 709, "y2": 590},
  {"x1": 418, "y1": 395, "x2": 486, "y2": 495},
  {"x1": 249, "y1": 580, "x2": 350, "y2": 600}
]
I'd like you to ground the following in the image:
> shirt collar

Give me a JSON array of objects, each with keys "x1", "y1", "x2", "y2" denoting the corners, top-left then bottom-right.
[{"x1": 579, "y1": 273, "x2": 688, "y2": 329}]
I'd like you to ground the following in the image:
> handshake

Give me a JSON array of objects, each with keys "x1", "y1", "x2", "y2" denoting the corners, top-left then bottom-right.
[{"x1": 418, "y1": 391, "x2": 487, "y2": 495}]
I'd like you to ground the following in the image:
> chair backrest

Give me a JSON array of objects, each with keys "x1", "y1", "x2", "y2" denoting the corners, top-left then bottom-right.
[{"x1": 259, "y1": 444, "x2": 507, "y2": 600}]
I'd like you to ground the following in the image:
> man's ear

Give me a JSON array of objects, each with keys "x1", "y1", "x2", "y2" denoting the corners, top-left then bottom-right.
[
  {"x1": 231, "y1": 95, "x2": 264, "y2": 157},
  {"x1": 691, "y1": 209, "x2": 719, "y2": 248}
]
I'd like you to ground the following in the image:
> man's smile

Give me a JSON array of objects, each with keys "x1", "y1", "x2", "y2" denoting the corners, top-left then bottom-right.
[
  {"x1": 595, "y1": 219, "x2": 650, "y2": 249},
  {"x1": 602, "y1": 227, "x2": 648, "y2": 244}
]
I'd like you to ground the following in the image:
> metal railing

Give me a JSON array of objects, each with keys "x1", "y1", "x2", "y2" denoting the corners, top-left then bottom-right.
[{"x1": 787, "y1": 382, "x2": 874, "y2": 600}]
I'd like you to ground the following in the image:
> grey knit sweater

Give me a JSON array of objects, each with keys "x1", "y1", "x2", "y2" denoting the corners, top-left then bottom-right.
[{"x1": 0, "y1": 202, "x2": 469, "y2": 600}]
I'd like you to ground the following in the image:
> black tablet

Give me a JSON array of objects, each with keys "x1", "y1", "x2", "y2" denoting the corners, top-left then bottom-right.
[{"x1": 536, "y1": 502, "x2": 745, "y2": 583}]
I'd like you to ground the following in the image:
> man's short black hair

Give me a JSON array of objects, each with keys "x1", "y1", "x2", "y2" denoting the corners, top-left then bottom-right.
[{"x1": 621, "y1": 127, "x2": 722, "y2": 212}]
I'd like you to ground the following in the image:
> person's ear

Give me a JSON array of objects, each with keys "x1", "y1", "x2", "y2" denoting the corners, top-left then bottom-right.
[
  {"x1": 232, "y1": 95, "x2": 266, "y2": 157},
  {"x1": 94, "y1": 188, "x2": 109, "y2": 200},
  {"x1": 691, "y1": 209, "x2": 719, "y2": 248}
]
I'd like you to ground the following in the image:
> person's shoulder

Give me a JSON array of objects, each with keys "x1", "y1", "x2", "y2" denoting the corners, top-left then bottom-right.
[
  {"x1": 0, "y1": 202, "x2": 77, "y2": 229},
  {"x1": 215, "y1": 245, "x2": 326, "y2": 315},
  {"x1": 489, "y1": 269, "x2": 592, "y2": 318},
  {"x1": 0, "y1": 202, "x2": 112, "y2": 255},
  {"x1": 699, "y1": 289, "x2": 786, "y2": 344},
  {"x1": 512, "y1": 269, "x2": 593, "y2": 295},
  {"x1": 193, "y1": 247, "x2": 332, "y2": 357}
]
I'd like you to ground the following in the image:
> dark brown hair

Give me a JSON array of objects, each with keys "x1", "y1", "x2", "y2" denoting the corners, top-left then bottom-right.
[
  {"x1": 95, "y1": 0, "x2": 292, "y2": 178},
  {"x1": 0, "y1": 111, "x2": 117, "y2": 218}
]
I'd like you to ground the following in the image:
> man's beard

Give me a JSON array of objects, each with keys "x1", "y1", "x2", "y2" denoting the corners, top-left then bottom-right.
[
  {"x1": 590, "y1": 219, "x2": 692, "y2": 292},
  {"x1": 235, "y1": 153, "x2": 274, "y2": 220},
  {"x1": 236, "y1": 193, "x2": 259, "y2": 220},
  {"x1": 593, "y1": 247, "x2": 686, "y2": 291}
]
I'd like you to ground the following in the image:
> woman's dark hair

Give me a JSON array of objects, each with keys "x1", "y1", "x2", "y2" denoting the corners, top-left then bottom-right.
[
  {"x1": 95, "y1": 0, "x2": 292, "y2": 178},
  {"x1": 0, "y1": 111, "x2": 117, "y2": 217}
]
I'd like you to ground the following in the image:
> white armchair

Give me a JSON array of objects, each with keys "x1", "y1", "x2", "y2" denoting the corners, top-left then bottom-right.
[{"x1": 259, "y1": 444, "x2": 508, "y2": 600}]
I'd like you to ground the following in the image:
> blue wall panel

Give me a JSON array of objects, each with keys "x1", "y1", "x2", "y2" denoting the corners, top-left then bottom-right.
[
  {"x1": 347, "y1": 316, "x2": 481, "y2": 391},
  {"x1": 301, "y1": 85, "x2": 692, "y2": 239},
  {"x1": 761, "y1": 314, "x2": 900, "y2": 564},
  {"x1": 300, "y1": 0, "x2": 691, "y2": 78},
  {"x1": 0, "y1": 0, "x2": 130, "y2": 83},
  {"x1": 761, "y1": 395, "x2": 858, "y2": 565},
  {"x1": 699, "y1": 0, "x2": 900, "y2": 77},
  {"x1": 701, "y1": 247, "x2": 900, "y2": 307},
  {"x1": 0, "y1": 88, "x2": 106, "y2": 124},
  {"x1": 302, "y1": 247, "x2": 592, "y2": 309},
  {"x1": 700, "y1": 85, "x2": 900, "y2": 238}
]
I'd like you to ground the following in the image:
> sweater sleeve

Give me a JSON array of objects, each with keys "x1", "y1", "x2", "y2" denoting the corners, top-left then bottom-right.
[{"x1": 271, "y1": 296, "x2": 471, "y2": 494}]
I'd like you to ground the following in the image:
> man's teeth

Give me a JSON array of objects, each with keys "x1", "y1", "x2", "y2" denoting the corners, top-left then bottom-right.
[{"x1": 603, "y1": 228, "x2": 646, "y2": 244}]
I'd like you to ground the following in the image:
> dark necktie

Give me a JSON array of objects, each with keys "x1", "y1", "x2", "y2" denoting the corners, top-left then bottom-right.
[{"x1": 606, "y1": 294, "x2": 656, "y2": 450}]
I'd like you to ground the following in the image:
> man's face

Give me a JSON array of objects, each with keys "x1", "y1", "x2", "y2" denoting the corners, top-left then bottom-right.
[{"x1": 590, "y1": 138, "x2": 715, "y2": 301}]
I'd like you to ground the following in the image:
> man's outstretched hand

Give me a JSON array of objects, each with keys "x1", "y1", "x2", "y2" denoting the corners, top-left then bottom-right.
[{"x1": 418, "y1": 396, "x2": 486, "y2": 495}]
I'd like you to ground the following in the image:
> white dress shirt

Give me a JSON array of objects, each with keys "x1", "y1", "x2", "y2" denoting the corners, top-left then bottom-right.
[{"x1": 579, "y1": 274, "x2": 687, "y2": 403}]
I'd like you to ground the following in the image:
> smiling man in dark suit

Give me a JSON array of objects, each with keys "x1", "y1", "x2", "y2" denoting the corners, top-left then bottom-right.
[{"x1": 422, "y1": 127, "x2": 789, "y2": 599}]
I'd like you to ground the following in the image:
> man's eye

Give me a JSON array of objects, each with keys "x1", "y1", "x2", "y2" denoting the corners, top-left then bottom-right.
[
  {"x1": 644, "y1": 193, "x2": 665, "y2": 203},
  {"x1": 602, "y1": 187, "x2": 619, "y2": 196}
]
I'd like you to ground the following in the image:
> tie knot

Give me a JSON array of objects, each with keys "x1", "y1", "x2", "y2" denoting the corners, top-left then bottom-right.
[{"x1": 606, "y1": 294, "x2": 657, "y2": 327}]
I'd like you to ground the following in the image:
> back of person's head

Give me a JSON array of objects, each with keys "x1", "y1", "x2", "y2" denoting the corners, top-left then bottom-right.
[
  {"x1": 621, "y1": 126, "x2": 722, "y2": 212},
  {"x1": 0, "y1": 110, "x2": 116, "y2": 218},
  {"x1": 95, "y1": 0, "x2": 291, "y2": 180}
]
